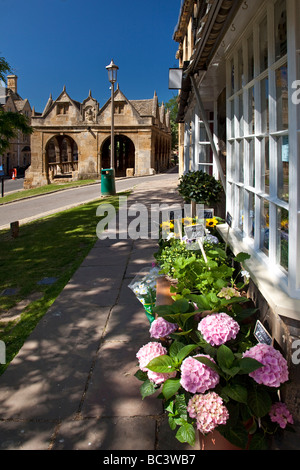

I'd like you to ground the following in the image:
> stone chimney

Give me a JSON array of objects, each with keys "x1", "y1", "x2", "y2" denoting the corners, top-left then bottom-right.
[{"x1": 7, "y1": 75, "x2": 18, "y2": 93}]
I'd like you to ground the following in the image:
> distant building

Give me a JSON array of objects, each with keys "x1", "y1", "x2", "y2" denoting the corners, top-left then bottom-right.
[
  {"x1": 0, "y1": 75, "x2": 32, "y2": 175},
  {"x1": 25, "y1": 85, "x2": 171, "y2": 188}
]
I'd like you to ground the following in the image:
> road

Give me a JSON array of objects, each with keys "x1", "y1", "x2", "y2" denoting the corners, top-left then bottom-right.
[
  {"x1": 0, "y1": 172, "x2": 179, "y2": 229},
  {"x1": 1, "y1": 177, "x2": 24, "y2": 195}
]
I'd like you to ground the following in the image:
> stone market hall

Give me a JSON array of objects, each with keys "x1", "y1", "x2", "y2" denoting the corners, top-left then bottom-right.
[{"x1": 24, "y1": 85, "x2": 171, "y2": 188}]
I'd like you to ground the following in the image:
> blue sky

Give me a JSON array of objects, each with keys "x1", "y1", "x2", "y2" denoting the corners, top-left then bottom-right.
[{"x1": 0, "y1": 0, "x2": 182, "y2": 113}]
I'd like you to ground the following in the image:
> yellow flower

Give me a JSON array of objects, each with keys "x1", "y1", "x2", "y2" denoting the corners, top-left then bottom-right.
[
  {"x1": 160, "y1": 221, "x2": 174, "y2": 229},
  {"x1": 206, "y1": 217, "x2": 218, "y2": 228},
  {"x1": 182, "y1": 217, "x2": 193, "y2": 225}
]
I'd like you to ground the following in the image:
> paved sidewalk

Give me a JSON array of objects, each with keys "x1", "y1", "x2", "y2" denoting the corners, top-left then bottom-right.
[{"x1": 0, "y1": 174, "x2": 201, "y2": 450}]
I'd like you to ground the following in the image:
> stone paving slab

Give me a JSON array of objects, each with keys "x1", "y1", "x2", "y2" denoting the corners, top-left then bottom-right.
[
  {"x1": 0, "y1": 306, "x2": 110, "y2": 420},
  {"x1": 52, "y1": 416, "x2": 157, "y2": 450},
  {"x1": 0, "y1": 420, "x2": 57, "y2": 450},
  {"x1": 0, "y1": 175, "x2": 199, "y2": 450},
  {"x1": 80, "y1": 341, "x2": 162, "y2": 419}
]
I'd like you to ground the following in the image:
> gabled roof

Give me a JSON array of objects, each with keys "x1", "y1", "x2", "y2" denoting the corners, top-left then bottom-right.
[
  {"x1": 131, "y1": 99, "x2": 155, "y2": 117},
  {"x1": 98, "y1": 86, "x2": 142, "y2": 121},
  {"x1": 41, "y1": 85, "x2": 82, "y2": 118},
  {"x1": 4, "y1": 88, "x2": 31, "y2": 113}
]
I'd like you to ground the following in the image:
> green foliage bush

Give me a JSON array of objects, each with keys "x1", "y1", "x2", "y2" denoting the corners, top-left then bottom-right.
[{"x1": 178, "y1": 170, "x2": 223, "y2": 205}]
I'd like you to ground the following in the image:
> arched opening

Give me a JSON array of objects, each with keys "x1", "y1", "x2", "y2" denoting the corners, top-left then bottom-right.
[
  {"x1": 46, "y1": 135, "x2": 78, "y2": 179},
  {"x1": 101, "y1": 135, "x2": 135, "y2": 176}
]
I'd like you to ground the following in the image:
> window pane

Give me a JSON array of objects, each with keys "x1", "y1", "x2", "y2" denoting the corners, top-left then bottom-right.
[
  {"x1": 261, "y1": 77, "x2": 269, "y2": 134},
  {"x1": 264, "y1": 137, "x2": 269, "y2": 194},
  {"x1": 248, "y1": 34, "x2": 254, "y2": 82},
  {"x1": 278, "y1": 135, "x2": 289, "y2": 202},
  {"x1": 276, "y1": 64, "x2": 288, "y2": 131},
  {"x1": 261, "y1": 200, "x2": 269, "y2": 256},
  {"x1": 239, "y1": 140, "x2": 244, "y2": 183},
  {"x1": 277, "y1": 207, "x2": 289, "y2": 271},
  {"x1": 199, "y1": 122, "x2": 208, "y2": 141},
  {"x1": 227, "y1": 142, "x2": 234, "y2": 180},
  {"x1": 238, "y1": 93, "x2": 244, "y2": 137},
  {"x1": 275, "y1": 0, "x2": 287, "y2": 61},
  {"x1": 238, "y1": 48, "x2": 244, "y2": 90},
  {"x1": 249, "y1": 192, "x2": 255, "y2": 239},
  {"x1": 229, "y1": 99, "x2": 235, "y2": 139},
  {"x1": 259, "y1": 17, "x2": 268, "y2": 73},
  {"x1": 239, "y1": 188, "x2": 244, "y2": 232},
  {"x1": 248, "y1": 87, "x2": 255, "y2": 135},
  {"x1": 249, "y1": 138, "x2": 255, "y2": 187}
]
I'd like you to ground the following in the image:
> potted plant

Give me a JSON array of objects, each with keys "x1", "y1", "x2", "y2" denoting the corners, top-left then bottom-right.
[
  {"x1": 177, "y1": 170, "x2": 223, "y2": 206},
  {"x1": 134, "y1": 234, "x2": 294, "y2": 449}
]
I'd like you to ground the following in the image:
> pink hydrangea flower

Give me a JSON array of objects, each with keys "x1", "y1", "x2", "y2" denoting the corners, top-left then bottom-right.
[
  {"x1": 136, "y1": 342, "x2": 167, "y2": 372},
  {"x1": 180, "y1": 354, "x2": 220, "y2": 393},
  {"x1": 269, "y1": 402, "x2": 294, "y2": 429},
  {"x1": 243, "y1": 343, "x2": 289, "y2": 387},
  {"x1": 187, "y1": 392, "x2": 229, "y2": 434},
  {"x1": 136, "y1": 342, "x2": 176, "y2": 385},
  {"x1": 149, "y1": 317, "x2": 178, "y2": 338},
  {"x1": 198, "y1": 312, "x2": 240, "y2": 346}
]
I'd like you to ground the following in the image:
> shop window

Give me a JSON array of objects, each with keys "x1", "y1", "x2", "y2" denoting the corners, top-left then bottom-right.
[{"x1": 226, "y1": 0, "x2": 293, "y2": 289}]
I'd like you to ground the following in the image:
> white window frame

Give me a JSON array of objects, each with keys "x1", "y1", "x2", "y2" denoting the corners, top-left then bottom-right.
[{"x1": 226, "y1": 0, "x2": 300, "y2": 300}]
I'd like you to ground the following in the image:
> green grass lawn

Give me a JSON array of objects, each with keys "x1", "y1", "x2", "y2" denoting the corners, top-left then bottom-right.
[
  {"x1": 0, "y1": 179, "x2": 98, "y2": 204},
  {"x1": 0, "y1": 192, "x2": 129, "y2": 375}
]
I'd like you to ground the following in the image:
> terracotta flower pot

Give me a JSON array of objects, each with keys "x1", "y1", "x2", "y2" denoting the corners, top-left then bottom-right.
[
  {"x1": 155, "y1": 276, "x2": 174, "y2": 306},
  {"x1": 199, "y1": 430, "x2": 243, "y2": 451}
]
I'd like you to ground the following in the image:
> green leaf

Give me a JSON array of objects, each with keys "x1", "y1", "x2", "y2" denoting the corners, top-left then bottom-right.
[
  {"x1": 180, "y1": 311, "x2": 199, "y2": 326},
  {"x1": 222, "y1": 383, "x2": 248, "y2": 404},
  {"x1": 248, "y1": 432, "x2": 269, "y2": 450},
  {"x1": 194, "y1": 356, "x2": 222, "y2": 376},
  {"x1": 175, "y1": 394, "x2": 188, "y2": 419},
  {"x1": 217, "y1": 345, "x2": 235, "y2": 370},
  {"x1": 169, "y1": 341, "x2": 185, "y2": 358},
  {"x1": 175, "y1": 423, "x2": 196, "y2": 446},
  {"x1": 248, "y1": 388, "x2": 272, "y2": 418},
  {"x1": 172, "y1": 299, "x2": 191, "y2": 313},
  {"x1": 171, "y1": 329, "x2": 193, "y2": 337},
  {"x1": 162, "y1": 378, "x2": 181, "y2": 400},
  {"x1": 134, "y1": 369, "x2": 148, "y2": 381},
  {"x1": 140, "y1": 379, "x2": 157, "y2": 399},
  {"x1": 234, "y1": 252, "x2": 251, "y2": 263},
  {"x1": 146, "y1": 355, "x2": 176, "y2": 373},
  {"x1": 176, "y1": 344, "x2": 198, "y2": 363},
  {"x1": 168, "y1": 415, "x2": 177, "y2": 431},
  {"x1": 238, "y1": 357, "x2": 263, "y2": 374}
]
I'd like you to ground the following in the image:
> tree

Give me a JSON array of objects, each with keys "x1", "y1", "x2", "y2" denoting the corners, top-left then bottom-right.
[
  {"x1": 165, "y1": 95, "x2": 179, "y2": 152},
  {"x1": 0, "y1": 56, "x2": 33, "y2": 156}
]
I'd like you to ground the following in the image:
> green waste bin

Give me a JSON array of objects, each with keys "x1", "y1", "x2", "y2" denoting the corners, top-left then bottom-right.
[{"x1": 101, "y1": 168, "x2": 116, "y2": 196}]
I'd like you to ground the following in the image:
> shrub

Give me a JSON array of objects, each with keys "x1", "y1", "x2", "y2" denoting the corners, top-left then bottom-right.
[{"x1": 178, "y1": 170, "x2": 223, "y2": 205}]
